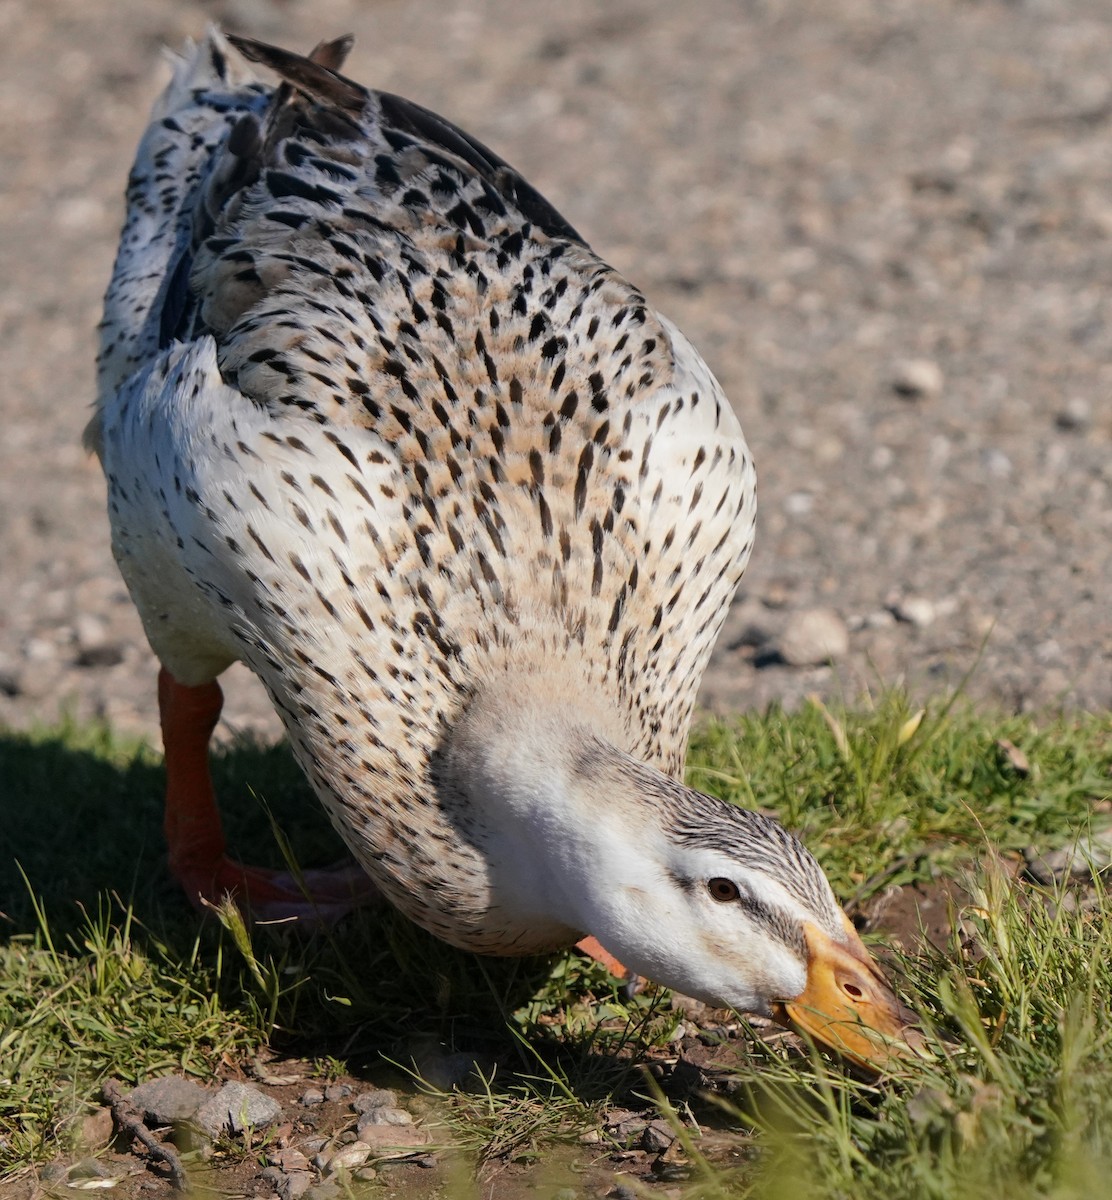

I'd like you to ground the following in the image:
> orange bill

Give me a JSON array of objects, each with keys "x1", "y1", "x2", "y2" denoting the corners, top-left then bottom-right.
[{"x1": 770, "y1": 915, "x2": 924, "y2": 1074}]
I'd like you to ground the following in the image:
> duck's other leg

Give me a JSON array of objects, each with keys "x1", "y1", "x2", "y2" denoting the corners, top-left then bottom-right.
[
  {"x1": 575, "y1": 937, "x2": 642, "y2": 999},
  {"x1": 158, "y1": 667, "x2": 379, "y2": 923},
  {"x1": 575, "y1": 936, "x2": 629, "y2": 978}
]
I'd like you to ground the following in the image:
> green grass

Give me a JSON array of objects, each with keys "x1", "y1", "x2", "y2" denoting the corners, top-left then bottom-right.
[{"x1": 1, "y1": 696, "x2": 1110, "y2": 1195}]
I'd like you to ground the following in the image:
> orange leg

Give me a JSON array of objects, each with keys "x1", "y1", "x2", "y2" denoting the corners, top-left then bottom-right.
[{"x1": 158, "y1": 667, "x2": 379, "y2": 923}]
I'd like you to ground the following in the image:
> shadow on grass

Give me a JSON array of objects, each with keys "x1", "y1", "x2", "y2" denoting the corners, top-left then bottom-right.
[
  {"x1": 0, "y1": 724, "x2": 573, "y2": 1060},
  {"x1": 0, "y1": 727, "x2": 345, "y2": 935}
]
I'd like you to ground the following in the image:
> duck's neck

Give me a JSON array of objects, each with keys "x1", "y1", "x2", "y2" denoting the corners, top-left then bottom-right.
[{"x1": 437, "y1": 674, "x2": 666, "y2": 945}]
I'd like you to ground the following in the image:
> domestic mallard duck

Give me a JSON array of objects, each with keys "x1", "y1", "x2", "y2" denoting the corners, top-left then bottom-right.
[{"x1": 88, "y1": 31, "x2": 918, "y2": 1070}]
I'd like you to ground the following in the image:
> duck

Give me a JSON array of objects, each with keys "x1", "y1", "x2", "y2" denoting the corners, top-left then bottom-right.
[{"x1": 87, "y1": 30, "x2": 919, "y2": 1072}]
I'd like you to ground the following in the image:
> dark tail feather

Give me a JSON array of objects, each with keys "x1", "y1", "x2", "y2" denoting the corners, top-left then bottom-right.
[
  {"x1": 226, "y1": 33, "x2": 365, "y2": 113},
  {"x1": 308, "y1": 34, "x2": 355, "y2": 73}
]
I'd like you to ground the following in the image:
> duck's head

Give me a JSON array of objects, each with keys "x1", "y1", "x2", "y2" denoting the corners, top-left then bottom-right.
[
  {"x1": 568, "y1": 758, "x2": 921, "y2": 1073},
  {"x1": 445, "y1": 695, "x2": 921, "y2": 1073}
]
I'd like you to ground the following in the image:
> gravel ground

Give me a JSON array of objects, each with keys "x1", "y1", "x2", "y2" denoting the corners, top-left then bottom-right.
[{"x1": 1, "y1": 0, "x2": 1110, "y2": 747}]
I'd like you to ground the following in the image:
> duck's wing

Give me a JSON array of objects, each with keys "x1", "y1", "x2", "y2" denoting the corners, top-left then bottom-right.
[{"x1": 92, "y1": 30, "x2": 267, "y2": 426}]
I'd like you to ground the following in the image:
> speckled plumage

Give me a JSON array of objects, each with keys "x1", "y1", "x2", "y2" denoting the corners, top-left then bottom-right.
[{"x1": 90, "y1": 31, "x2": 763, "y2": 956}]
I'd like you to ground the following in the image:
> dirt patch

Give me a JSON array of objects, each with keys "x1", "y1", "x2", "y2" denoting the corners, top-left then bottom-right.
[{"x1": 1, "y1": 0, "x2": 1111, "y2": 744}]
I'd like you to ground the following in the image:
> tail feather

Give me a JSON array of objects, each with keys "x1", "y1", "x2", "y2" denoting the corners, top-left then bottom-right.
[{"x1": 226, "y1": 33, "x2": 365, "y2": 113}]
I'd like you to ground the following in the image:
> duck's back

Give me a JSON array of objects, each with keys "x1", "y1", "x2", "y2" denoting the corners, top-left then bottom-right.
[{"x1": 93, "y1": 32, "x2": 755, "y2": 789}]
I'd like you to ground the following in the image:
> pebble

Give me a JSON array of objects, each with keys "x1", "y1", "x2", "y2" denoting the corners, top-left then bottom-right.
[
  {"x1": 260, "y1": 1167, "x2": 313, "y2": 1200},
  {"x1": 642, "y1": 1121, "x2": 675, "y2": 1153},
  {"x1": 357, "y1": 1106, "x2": 414, "y2": 1128},
  {"x1": 980, "y1": 447, "x2": 1012, "y2": 478},
  {"x1": 194, "y1": 1081, "x2": 282, "y2": 1137},
  {"x1": 608, "y1": 1113, "x2": 648, "y2": 1144},
  {"x1": 783, "y1": 490, "x2": 814, "y2": 515},
  {"x1": 355, "y1": 1123, "x2": 432, "y2": 1155},
  {"x1": 325, "y1": 1141, "x2": 372, "y2": 1174},
  {"x1": 777, "y1": 607, "x2": 849, "y2": 666},
  {"x1": 891, "y1": 596, "x2": 936, "y2": 627},
  {"x1": 1055, "y1": 397, "x2": 1091, "y2": 431},
  {"x1": 68, "y1": 1157, "x2": 117, "y2": 1180},
  {"x1": 323, "y1": 1083, "x2": 352, "y2": 1102},
  {"x1": 73, "y1": 614, "x2": 110, "y2": 654},
  {"x1": 266, "y1": 1149, "x2": 311, "y2": 1173},
  {"x1": 351, "y1": 1089, "x2": 397, "y2": 1113},
  {"x1": 127, "y1": 1076, "x2": 209, "y2": 1125},
  {"x1": 80, "y1": 1106, "x2": 115, "y2": 1150},
  {"x1": 891, "y1": 358, "x2": 944, "y2": 398},
  {"x1": 298, "y1": 1088, "x2": 325, "y2": 1107}
]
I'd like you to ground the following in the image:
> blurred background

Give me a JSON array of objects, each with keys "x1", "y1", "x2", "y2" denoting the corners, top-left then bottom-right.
[{"x1": 1, "y1": 0, "x2": 1109, "y2": 743}]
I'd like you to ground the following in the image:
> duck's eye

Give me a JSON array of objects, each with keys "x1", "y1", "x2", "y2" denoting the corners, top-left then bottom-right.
[{"x1": 707, "y1": 877, "x2": 740, "y2": 902}]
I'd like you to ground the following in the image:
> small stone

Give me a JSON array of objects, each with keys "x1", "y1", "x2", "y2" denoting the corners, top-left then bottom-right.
[
  {"x1": 194, "y1": 1081, "x2": 282, "y2": 1137},
  {"x1": 608, "y1": 1115, "x2": 648, "y2": 1145},
  {"x1": 74, "y1": 614, "x2": 109, "y2": 652},
  {"x1": 299, "y1": 1088, "x2": 325, "y2": 1107},
  {"x1": 280, "y1": 1173, "x2": 313, "y2": 1200},
  {"x1": 892, "y1": 596, "x2": 936, "y2": 627},
  {"x1": 323, "y1": 1083, "x2": 352, "y2": 1102},
  {"x1": 69, "y1": 1157, "x2": 116, "y2": 1180},
  {"x1": 268, "y1": 1149, "x2": 311, "y2": 1173},
  {"x1": 783, "y1": 490, "x2": 814, "y2": 515},
  {"x1": 358, "y1": 1106, "x2": 413, "y2": 1128},
  {"x1": 980, "y1": 448, "x2": 1012, "y2": 478},
  {"x1": 128, "y1": 1076, "x2": 209, "y2": 1125},
  {"x1": 777, "y1": 607, "x2": 849, "y2": 666},
  {"x1": 352, "y1": 1167, "x2": 379, "y2": 1183},
  {"x1": 355, "y1": 1124, "x2": 432, "y2": 1156},
  {"x1": 862, "y1": 609, "x2": 897, "y2": 630},
  {"x1": 1056, "y1": 397, "x2": 1091, "y2": 431},
  {"x1": 25, "y1": 637, "x2": 56, "y2": 663},
  {"x1": 652, "y1": 1137, "x2": 693, "y2": 1180},
  {"x1": 642, "y1": 1121, "x2": 675, "y2": 1153},
  {"x1": 891, "y1": 358, "x2": 943, "y2": 399},
  {"x1": 325, "y1": 1142, "x2": 372, "y2": 1174},
  {"x1": 77, "y1": 644, "x2": 125, "y2": 668},
  {"x1": 80, "y1": 1106, "x2": 115, "y2": 1149},
  {"x1": 351, "y1": 1089, "x2": 397, "y2": 1113}
]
